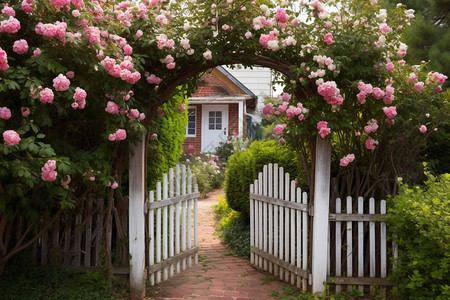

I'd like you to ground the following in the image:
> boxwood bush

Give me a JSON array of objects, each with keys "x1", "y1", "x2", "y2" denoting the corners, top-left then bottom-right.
[
  {"x1": 224, "y1": 140, "x2": 303, "y2": 220},
  {"x1": 387, "y1": 173, "x2": 450, "y2": 299}
]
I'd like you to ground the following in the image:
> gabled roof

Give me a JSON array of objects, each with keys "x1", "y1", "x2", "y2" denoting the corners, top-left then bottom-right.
[{"x1": 190, "y1": 66, "x2": 257, "y2": 109}]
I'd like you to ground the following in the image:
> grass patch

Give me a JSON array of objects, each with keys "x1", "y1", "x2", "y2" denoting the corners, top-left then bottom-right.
[{"x1": 0, "y1": 264, "x2": 126, "y2": 299}]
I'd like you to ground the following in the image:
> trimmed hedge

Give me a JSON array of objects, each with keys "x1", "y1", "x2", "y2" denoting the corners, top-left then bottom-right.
[{"x1": 224, "y1": 140, "x2": 302, "y2": 220}]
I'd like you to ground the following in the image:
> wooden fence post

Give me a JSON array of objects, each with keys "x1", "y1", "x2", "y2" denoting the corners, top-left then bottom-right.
[
  {"x1": 129, "y1": 135, "x2": 146, "y2": 300},
  {"x1": 311, "y1": 136, "x2": 331, "y2": 294}
]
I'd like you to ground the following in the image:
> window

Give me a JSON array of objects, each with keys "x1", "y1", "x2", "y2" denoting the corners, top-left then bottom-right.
[
  {"x1": 208, "y1": 111, "x2": 222, "y2": 130},
  {"x1": 186, "y1": 107, "x2": 196, "y2": 137}
]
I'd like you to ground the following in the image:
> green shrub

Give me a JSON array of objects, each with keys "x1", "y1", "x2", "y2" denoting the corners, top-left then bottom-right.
[
  {"x1": 147, "y1": 90, "x2": 188, "y2": 190},
  {"x1": 213, "y1": 196, "x2": 250, "y2": 259},
  {"x1": 387, "y1": 173, "x2": 450, "y2": 299},
  {"x1": 224, "y1": 140, "x2": 303, "y2": 220}
]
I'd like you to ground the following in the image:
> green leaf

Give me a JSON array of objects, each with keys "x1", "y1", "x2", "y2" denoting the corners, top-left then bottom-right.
[{"x1": 36, "y1": 133, "x2": 45, "y2": 139}]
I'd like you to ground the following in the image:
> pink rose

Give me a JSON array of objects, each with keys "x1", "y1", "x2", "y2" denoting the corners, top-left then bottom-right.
[
  {"x1": 415, "y1": 82, "x2": 424, "y2": 92},
  {"x1": 189, "y1": 145, "x2": 195, "y2": 150},
  {"x1": 13, "y1": 39, "x2": 28, "y2": 54},
  {"x1": 372, "y1": 87, "x2": 385, "y2": 99},
  {"x1": 115, "y1": 129, "x2": 127, "y2": 141},
  {"x1": 365, "y1": 139, "x2": 378, "y2": 151},
  {"x1": 273, "y1": 124, "x2": 287, "y2": 135},
  {"x1": 111, "y1": 181, "x2": 119, "y2": 189},
  {"x1": 3, "y1": 130, "x2": 21, "y2": 146},
  {"x1": 0, "y1": 16, "x2": 21, "y2": 34},
  {"x1": 21, "y1": 107, "x2": 30, "y2": 117},
  {"x1": 379, "y1": 23, "x2": 390, "y2": 34},
  {"x1": 105, "y1": 101, "x2": 119, "y2": 114},
  {"x1": 123, "y1": 44, "x2": 132, "y2": 55},
  {"x1": 339, "y1": 154, "x2": 355, "y2": 167},
  {"x1": 385, "y1": 62, "x2": 394, "y2": 72},
  {"x1": 383, "y1": 106, "x2": 397, "y2": 119},
  {"x1": 317, "y1": 121, "x2": 331, "y2": 139},
  {"x1": 147, "y1": 74, "x2": 162, "y2": 84},
  {"x1": 0, "y1": 107, "x2": 12, "y2": 120},
  {"x1": 419, "y1": 125, "x2": 427, "y2": 133},
  {"x1": 41, "y1": 160, "x2": 57, "y2": 182},
  {"x1": 203, "y1": 50, "x2": 212, "y2": 60},
  {"x1": 324, "y1": 33, "x2": 335, "y2": 45},
  {"x1": 33, "y1": 48, "x2": 41, "y2": 56},
  {"x1": 52, "y1": 74, "x2": 70, "y2": 91},
  {"x1": 136, "y1": 30, "x2": 143, "y2": 37},
  {"x1": 60, "y1": 175, "x2": 71, "y2": 186},
  {"x1": 39, "y1": 88, "x2": 54, "y2": 103},
  {"x1": 2, "y1": 4, "x2": 16, "y2": 17}
]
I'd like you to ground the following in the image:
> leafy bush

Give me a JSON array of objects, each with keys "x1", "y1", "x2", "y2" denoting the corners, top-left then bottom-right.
[
  {"x1": 213, "y1": 196, "x2": 250, "y2": 259},
  {"x1": 387, "y1": 173, "x2": 450, "y2": 299},
  {"x1": 147, "y1": 90, "x2": 188, "y2": 190},
  {"x1": 180, "y1": 153, "x2": 225, "y2": 197},
  {"x1": 224, "y1": 140, "x2": 303, "y2": 220},
  {"x1": 215, "y1": 133, "x2": 251, "y2": 163}
]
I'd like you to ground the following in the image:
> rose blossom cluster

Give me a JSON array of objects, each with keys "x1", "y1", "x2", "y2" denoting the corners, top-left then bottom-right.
[
  {"x1": 108, "y1": 129, "x2": 127, "y2": 141},
  {"x1": 3, "y1": 130, "x2": 20, "y2": 146},
  {"x1": 365, "y1": 138, "x2": 378, "y2": 151},
  {"x1": 72, "y1": 87, "x2": 87, "y2": 109},
  {"x1": 35, "y1": 21, "x2": 67, "y2": 42},
  {"x1": 259, "y1": 30, "x2": 280, "y2": 51},
  {"x1": 317, "y1": 121, "x2": 331, "y2": 139},
  {"x1": 340, "y1": 154, "x2": 355, "y2": 167},
  {"x1": 273, "y1": 123, "x2": 287, "y2": 135},
  {"x1": 146, "y1": 73, "x2": 162, "y2": 84},
  {"x1": 364, "y1": 119, "x2": 378, "y2": 134},
  {"x1": 0, "y1": 16, "x2": 21, "y2": 34},
  {"x1": 53, "y1": 74, "x2": 70, "y2": 91},
  {"x1": 41, "y1": 160, "x2": 57, "y2": 182},
  {"x1": 156, "y1": 34, "x2": 174, "y2": 49},
  {"x1": 102, "y1": 56, "x2": 141, "y2": 83},
  {"x1": 160, "y1": 54, "x2": 176, "y2": 69},
  {"x1": 357, "y1": 81, "x2": 394, "y2": 104},
  {"x1": 12, "y1": 39, "x2": 28, "y2": 54},
  {"x1": 317, "y1": 81, "x2": 343, "y2": 106}
]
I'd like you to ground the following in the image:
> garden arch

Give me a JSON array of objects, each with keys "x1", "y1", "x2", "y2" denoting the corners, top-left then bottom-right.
[{"x1": 129, "y1": 55, "x2": 331, "y2": 298}]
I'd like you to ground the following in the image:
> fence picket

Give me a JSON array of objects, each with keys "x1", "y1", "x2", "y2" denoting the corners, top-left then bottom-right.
[
  {"x1": 335, "y1": 198, "x2": 342, "y2": 293},
  {"x1": 268, "y1": 164, "x2": 273, "y2": 273},
  {"x1": 258, "y1": 172, "x2": 263, "y2": 268},
  {"x1": 290, "y1": 180, "x2": 296, "y2": 285},
  {"x1": 302, "y1": 191, "x2": 308, "y2": 290},
  {"x1": 156, "y1": 182, "x2": 162, "y2": 284},
  {"x1": 380, "y1": 200, "x2": 387, "y2": 278},
  {"x1": 181, "y1": 165, "x2": 187, "y2": 270},
  {"x1": 169, "y1": 168, "x2": 175, "y2": 277},
  {"x1": 278, "y1": 167, "x2": 284, "y2": 281},
  {"x1": 162, "y1": 174, "x2": 169, "y2": 280},
  {"x1": 346, "y1": 196, "x2": 353, "y2": 286},
  {"x1": 296, "y1": 187, "x2": 302, "y2": 288},
  {"x1": 284, "y1": 172, "x2": 290, "y2": 282},
  {"x1": 175, "y1": 165, "x2": 181, "y2": 273},
  {"x1": 149, "y1": 191, "x2": 155, "y2": 285},
  {"x1": 358, "y1": 197, "x2": 364, "y2": 293},
  {"x1": 187, "y1": 169, "x2": 193, "y2": 267},
  {"x1": 273, "y1": 164, "x2": 279, "y2": 277},
  {"x1": 369, "y1": 198, "x2": 375, "y2": 278},
  {"x1": 250, "y1": 183, "x2": 255, "y2": 265},
  {"x1": 194, "y1": 181, "x2": 199, "y2": 264},
  {"x1": 263, "y1": 165, "x2": 268, "y2": 271}
]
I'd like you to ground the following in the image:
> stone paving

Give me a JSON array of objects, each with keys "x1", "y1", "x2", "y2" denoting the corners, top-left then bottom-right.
[{"x1": 146, "y1": 188, "x2": 289, "y2": 300}]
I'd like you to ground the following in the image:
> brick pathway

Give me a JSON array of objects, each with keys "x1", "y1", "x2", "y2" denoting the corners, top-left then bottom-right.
[{"x1": 146, "y1": 188, "x2": 288, "y2": 300}]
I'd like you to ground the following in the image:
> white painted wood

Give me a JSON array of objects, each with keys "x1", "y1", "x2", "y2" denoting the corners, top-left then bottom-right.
[
  {"x1": 258, "y1": 172, "x2": 263, "y2": 268},
  {"x1": 279, "y1": 167, "x2": 284, "y2": 281},
  {"x1": 175, "y1": 165, "x2": 181, "y2": 273},
  {"x1": 296, "y1": 187, "x2": 302, "y2": 288},
  {"x1": 187, "y1": 169, "x2": 193, "y2": 267},
  {"x1": 181, "y1": 165, "x2": 187, "y2": 270},
  {"x1": 155, "y1": 182, "x2": 162, "y2": 284},
  {"x1": 290, "y1": 180, "x2": 296, "y2": 285},
  {"x1": 273, "y1": 164, "x2": 279, "y2": 277},
  {"x1": 311, "y1": 137, "x2": 331, "y2": 294},
  {"x1": 380, "y1": 200, "x2": 387, "y2": 278},
  {"x1": 201, "y1": 105, "x2": 229, "y2": 152},
  {"x1": 162, "y1": 174, "x2": 169, "y2": 280},
  {"x1": 238, "y1": 100, "x2": 244, "y2": 136},
  {"x1": 254, "y1": 179, "x2": 259, "y2": 267},
  {"x1": 284, "y1": 173, "x2": 290, "y2": 282},
  {"x1": 302, "y1": 191, "x2": 308, "y2": 290},
  {"x1": 347, "y1": 196, "x2": 353, "y2": 283},
  {"x1": 268, "y1": 164, "x2": 273, "y2": 273},
  {"x1": 149, "y1": 191, "x2": 155, "y2": 286},
  {"x1": 194, "y1": 182, "x2": 199, "y2": 264},
  {"x1": 335, "y1": 198, "x2": 342, "y2": 293},
  {"x1": 169, "y1": 168, "x2": 175, "y2": 277},
  {"x1": 358, "y1": 197, "x2": 364, "y2": 293},
  {"x1": 369, "y1": 198, "x2": 375, "y2": 278},
  {"x1": 250, "y1": 183, "x2": 255, "y2": 265},
  {"x1": 263, "y1": 165, "x2": 268, "y2": 271},
  {"x1": 128, "y1": 137, "x2": 146, "y2": 298}
]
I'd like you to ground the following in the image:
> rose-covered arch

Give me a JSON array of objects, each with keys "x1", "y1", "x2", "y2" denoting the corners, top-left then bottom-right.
[{"x1": 0, "y1": 0, "x2": 448, "y2": 297}]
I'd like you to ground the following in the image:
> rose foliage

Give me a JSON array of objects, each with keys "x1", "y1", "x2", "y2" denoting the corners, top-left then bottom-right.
[{"x1": 0, "y1": 0, "x2": 448, "y2": 272}]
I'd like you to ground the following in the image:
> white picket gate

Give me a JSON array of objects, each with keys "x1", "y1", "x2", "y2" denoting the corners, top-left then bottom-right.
[
  {"x1": 146, "y1": 165, "x2": 199, "y2": 285},
  {"x1": 250, "y1": 163, "x2": 309, "y2": 290},
  {"x1": 328, "y1": 197, "x2": 398, "y2": 292},
  {"x1": 250, "y1": 163, "x2": 397, "y2": 294}
]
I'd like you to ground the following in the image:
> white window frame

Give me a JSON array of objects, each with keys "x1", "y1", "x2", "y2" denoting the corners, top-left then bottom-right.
[{"x1": 186, "y1": 106, "x2": 197, "y2": 137}]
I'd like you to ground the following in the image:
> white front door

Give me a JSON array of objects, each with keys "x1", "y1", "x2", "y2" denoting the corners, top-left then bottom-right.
[{"x1": 201, "y1": 105, "x2": 228, "y2": 153}]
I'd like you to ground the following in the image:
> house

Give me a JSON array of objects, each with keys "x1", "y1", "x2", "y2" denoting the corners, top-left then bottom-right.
[{"x1": 183, "y1": 66, "x2": 257, "y2": 153}]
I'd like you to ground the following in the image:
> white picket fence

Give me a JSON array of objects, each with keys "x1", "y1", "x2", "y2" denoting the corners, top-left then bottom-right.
[
  {"x1": 146, "y1": 165, "x2": 199, "y2": 285},
  {"x1": 328, "y1": 197, "x2": 397, "y2": 293},
  {"x1": 250, "y1": 164, "x2": 397, "y2": 294},
  {"x1": 250, "y1": 163, "x2": 309, "y2": 290}
]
